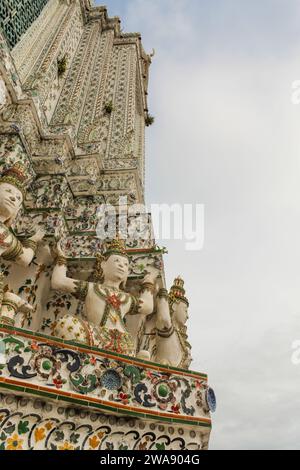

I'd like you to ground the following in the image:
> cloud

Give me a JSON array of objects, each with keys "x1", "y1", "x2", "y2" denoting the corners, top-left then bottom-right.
[{"x1": 97, "y1": 0, "x2": 300, "y2": 449}]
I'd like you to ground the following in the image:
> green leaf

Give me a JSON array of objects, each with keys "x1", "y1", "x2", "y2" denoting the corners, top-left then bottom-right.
[
  {"x1": 124, "y1": 365, "x2": 141, "y2": 385},
  {"x1": 50, "y1": 443, "x2": 57, "y2": 450},
  {"x1": 119, "y1": 444, "x2": 128, "y2": 450},
  {"x1": 18, "y1": 421, "x2": 29, "y2": 435},
  {"x1": 0, "y1": 442, "x2": 5, "y2": 451},
  {"x1": 156, "y1": 443, "x2": 166, "y2": 450},
  {"x1": 4, "y1": 425, "x2": 15, "y2": 435},
  {"x1": 3, "y1": 337, "x2": 24, "y2": 351},
  {"x1": 70, "y1": 433, "x2": 80, "y2": 444},
  {"x1": 55, "y1": 431, "x2": 64, "y2": 442},
  {"x1": 0, "y1": 432, "x2": 6, "y2": 441}
]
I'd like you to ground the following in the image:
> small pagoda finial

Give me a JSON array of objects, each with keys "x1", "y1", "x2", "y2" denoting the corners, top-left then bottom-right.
[{"x1": 169, "y1": 276, "x2": 189, "y2": 307}]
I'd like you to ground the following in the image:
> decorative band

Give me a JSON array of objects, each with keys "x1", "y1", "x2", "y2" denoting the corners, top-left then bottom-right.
[
  {"x1": 2, "y1": 300, "x2": 19, "y2": 312},
  {"x1": 2, "y1": 237, "x2": 23, "y2": 261},
  {"x1": 22, "y1": 239, "x2": 37, "y2": 254},
  {"x1": 56, "y1": 255, "x2": 67, "y2": 267},
  {"x1": 0, "y1": 316, "x2": 15, "y2": 326},
  {"x1": 157, "y1": 288, "x2": 169, "y2": 300},
  {"x1": 157, "y1": 325, "x2": 174, "y2": 338},
  {"x1": 140, "y1": 282, "x2": 155, "y2": 294}
]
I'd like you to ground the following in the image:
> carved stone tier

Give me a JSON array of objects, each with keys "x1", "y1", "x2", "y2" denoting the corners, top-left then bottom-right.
[
  {"x1": 0, "y1": 395, "x2": 210, "y2": 451},
  {"x1": 0, "y1": 0, "x2": 149, "y2": 204},
  {"x1": 0, "y1": 325, "x2": 212, "y2": 450}
]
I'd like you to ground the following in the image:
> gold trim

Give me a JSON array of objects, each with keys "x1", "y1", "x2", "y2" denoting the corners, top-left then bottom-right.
[
  {"x1": 22, "y1": 239, "x2": 38, "y2": 253},
  {"x1": 2, "y1": 235, "x2": 23, "y2": 261}
]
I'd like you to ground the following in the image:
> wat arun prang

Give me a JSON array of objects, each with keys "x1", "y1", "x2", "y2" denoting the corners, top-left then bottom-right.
[{"x1": 0, "y1": 0, "x2": 215, "y2": 451}]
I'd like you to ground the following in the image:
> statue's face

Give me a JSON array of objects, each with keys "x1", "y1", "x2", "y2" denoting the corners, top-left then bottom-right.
[
  {"x1": 102, "y1": 254, "x2": 130, "y2": 285},
  {"x1": 173, "y1": 301, "x2": 189, "y2": 325},
  {"x1": 0, "y1": 183, "x2": 23, "y2": 223}
]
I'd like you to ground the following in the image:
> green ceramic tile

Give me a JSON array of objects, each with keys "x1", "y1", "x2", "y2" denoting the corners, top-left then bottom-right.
[{"x1": 0, "y1": 382, "x2": 25, "y2": 393}]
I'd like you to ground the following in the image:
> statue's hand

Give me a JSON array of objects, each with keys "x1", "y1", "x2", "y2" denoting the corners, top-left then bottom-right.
[
  {"x1": 30, "y1": 227, "x2": 45, "y2": 244},
  {"x1": 18, "y1": 300, "x2": 34, "y2": 314},
  {"x1": 3, "y1": 293, "x2": 34, "y2": 314}
]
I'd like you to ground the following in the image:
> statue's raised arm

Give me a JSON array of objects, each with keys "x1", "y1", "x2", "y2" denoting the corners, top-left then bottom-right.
[
  {"x1": 155, "y1": 277, "x2": 192, "y2": 369},
  {"x1": 52, "y1": 238, "x2": 159, "y2": 358},
  {"x1": 51, "y1": 240, "x2": 82, "y2": 295}
]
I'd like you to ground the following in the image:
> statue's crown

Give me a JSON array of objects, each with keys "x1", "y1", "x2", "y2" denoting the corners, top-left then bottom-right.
[
  {"x1": 169, "y1": 276, "x2": 189, "y2": 307},
  {"x1": 0, "y1": 162, "x2": 29, "y2": 196},
  {"x1": 103, "y1": 237, "x2": 128, "y2": 259}
]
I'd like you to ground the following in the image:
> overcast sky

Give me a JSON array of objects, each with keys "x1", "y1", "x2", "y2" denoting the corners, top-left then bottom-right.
[{"x1": 95, "y1": 0, "x2": 300, "y2": 450}]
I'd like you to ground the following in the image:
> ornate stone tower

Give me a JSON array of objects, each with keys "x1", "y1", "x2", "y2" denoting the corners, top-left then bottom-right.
[{"x1": 0, "y1": 0, "x2": 215, "y2": 451}]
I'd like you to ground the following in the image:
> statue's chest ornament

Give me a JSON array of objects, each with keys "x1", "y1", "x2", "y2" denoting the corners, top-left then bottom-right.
[
  {"x1": 94, "y1": 285, "x2": 131, "y2": 328},
  {"x1": 106, "y1": 293, "x2": 122, "y2": 310}
]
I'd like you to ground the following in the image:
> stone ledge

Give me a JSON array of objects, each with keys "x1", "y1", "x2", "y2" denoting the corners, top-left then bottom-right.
[{"x1": 0, "y1": 326, "x2": 211, "y2": 428}]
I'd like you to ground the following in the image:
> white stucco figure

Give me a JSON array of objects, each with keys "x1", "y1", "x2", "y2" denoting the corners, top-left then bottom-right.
[
  {"x1": 155, "y1": 278, "x2": 192, "y2": 369},
  {"x1": 52, "y1": 238, "x2": 159, "y2": 357},
  {"x1": 0, "y1": 163, "x2": 45, "y2": 326},
  {"x1": 0, "y1": 163, "x2": 45, "y2": 267}
]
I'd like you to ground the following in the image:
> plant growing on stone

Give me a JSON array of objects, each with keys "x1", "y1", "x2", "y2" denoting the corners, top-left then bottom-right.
[
  {"x1": 104, "y1": 102, "x2": 114, "y2": 114},
  {"x1": 57, "y1": 56, "x2": 67, "y2": 77},
  {"x1": 145, "y1": 114, "x2": 155, "y2": 127}
]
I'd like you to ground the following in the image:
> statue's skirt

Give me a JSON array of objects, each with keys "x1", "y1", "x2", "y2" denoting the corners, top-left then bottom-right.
[{"x1": 54, "y1": 315, "x2": 135, "y2": 356}]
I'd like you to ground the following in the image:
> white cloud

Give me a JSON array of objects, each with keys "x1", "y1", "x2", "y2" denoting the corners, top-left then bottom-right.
[{"x1": 100, "y1": 0, "x2": 300, "y2": 449}]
